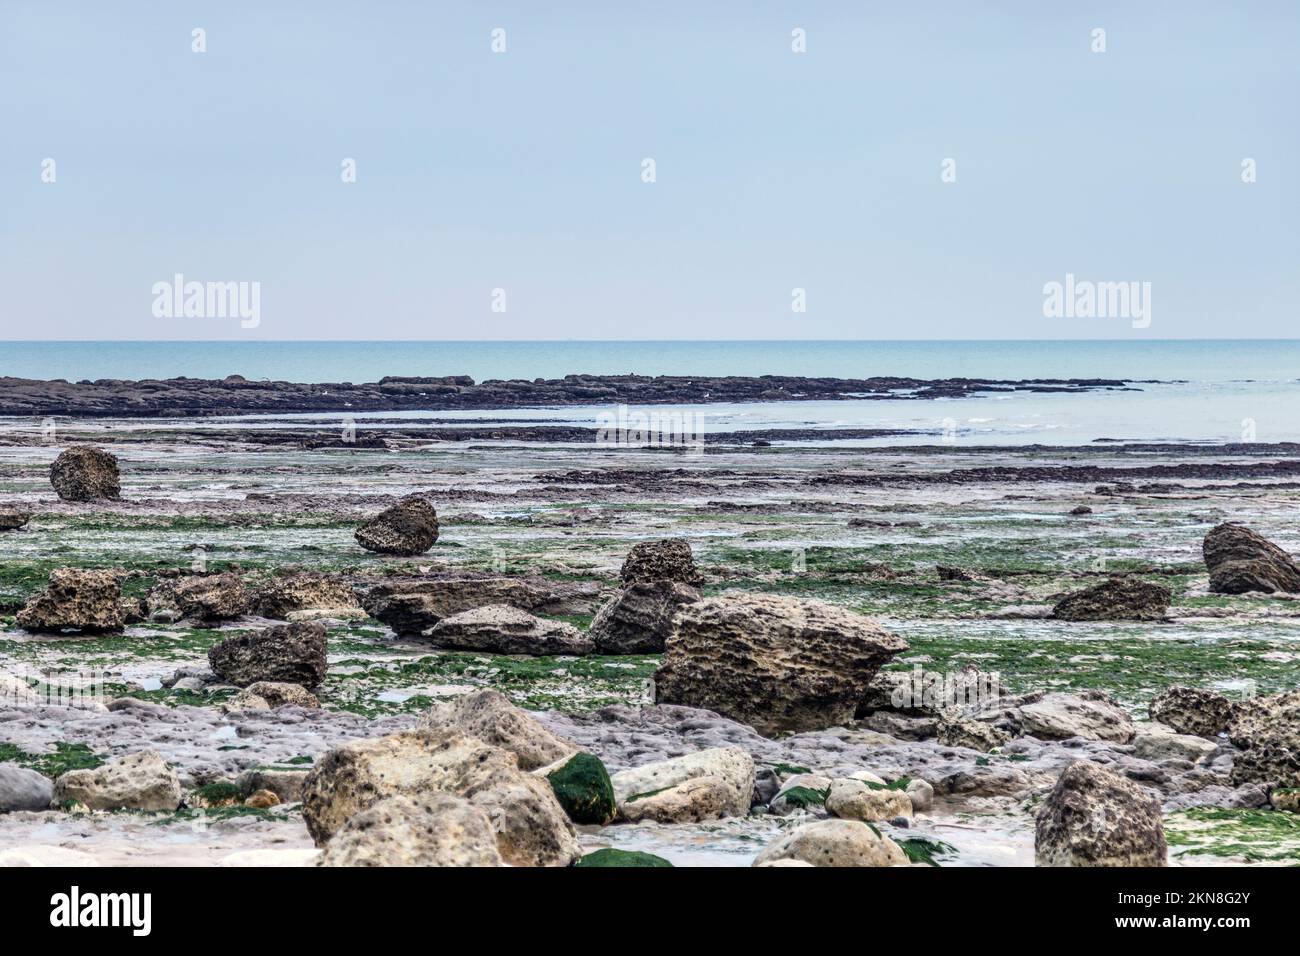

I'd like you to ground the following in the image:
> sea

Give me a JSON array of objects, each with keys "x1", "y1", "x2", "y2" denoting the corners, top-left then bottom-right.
[{"x1": 3, "y1": 340, "x2": 1299, "y2": 447}]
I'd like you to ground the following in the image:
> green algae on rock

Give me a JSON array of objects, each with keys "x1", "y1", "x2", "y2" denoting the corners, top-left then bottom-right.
[
  {"x1": 573, "y1": 848, "x2": 673, "y2": 868},
  {"x1": 547, "y1": 753, "x2": 616, "y2": 825}
]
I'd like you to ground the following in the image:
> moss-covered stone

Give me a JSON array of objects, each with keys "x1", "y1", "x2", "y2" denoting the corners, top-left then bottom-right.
[
  {"x1": 547, "y1": 752, "x2": 616, "y2": 825},
  {"x1": 573, "y1": 848, "x2": 673, "y2": 868}
]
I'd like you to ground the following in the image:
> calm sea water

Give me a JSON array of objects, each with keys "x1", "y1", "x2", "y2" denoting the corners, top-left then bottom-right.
[{"x1": 4, "y1": 340, "x2": 1299, "y2": 446}]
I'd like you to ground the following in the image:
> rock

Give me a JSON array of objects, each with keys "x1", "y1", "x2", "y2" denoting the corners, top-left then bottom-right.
[
  {"x1": 0, "y1": 508, "x2": 31, "y2": 531},
  {"x1": 229, "y1": 681, "x2": 321, "y2": 711},
  {"x1": 573, "y1": 848, "x2": 673, "y2": 867},
  {"x1": 54, "y1": 751, "x2": 182, "y2": 812},
  {"x1": 768, "y1": 773, "x2": 833, "y2": 817},
  {"x1": 1051, "y1": 577, "x2": 1171, "y2": 621},
  {"x1": 936, "y1": 565, "x2": 980, "y2": 582},
  {"x1": 654, "y1": 593, "x2": 908, "y2": 736},
  {"x1": 301, "y1": 732, "x2": 579, "y2": 866},
  {"x1": 1203, "y1": 522, "x2": 1300, "y2": 594},
  {"x1": 253, "y1": 573, "x2": 360, "y2": 619},
  {"x1": 1230, "y1": 729, "x2": 1300, "y2": 788},
  {"x1": 16, "y1": 568, "x2": 125, "y2": 634},
  {"x1": 360, "y1": 573, "x2": 601, "y2": 634},
  {"x1": 415, "y1": 690, "x2": 577, "y2": 771},
  {"x1": 588, "y1": 581, "x2": 701, "y2": 654},
  {"x1": 1131, "y1": 724, "x2": 1218, "y2": 763},
  {"x1": 977, "y1": 690, "x2": 1135, "y2": 743},
  {"x1": 1034, "y1": 760, "x2": 1167, "y2": 866},
  {"x1": 50, "y1": 446, "x2": 120, "y2": 501},
  {"x1": 1273, "y1": 789, "x2": 1300, "y2": 813},
  {"x1": 0, "y1": 764, "x2": 54, "y2": 812},
  {"x1": 546, "y1": 753, "x2": 616, "y2": 825},
  {"x1": 235, "y1": 768, "x2": 309, "y2": 803},
  {"x1": 753, "y1": 819, "x2": 908, "y2": 867},
  {"x1": 146, "y1": 572, "x2": 249, "y2": 624},
  {"x1": 620, "y1": 538, "x2": 702, "y2": 586},
  {"x1": 354, "y1": 495, "x2": 439, "y2": 556},
  {"x1": 207, "y1": 622, "x2": 328, "y2": 689},
  {"x1": 425, "y1": 604, "x2": 593, "y2": 656},
  {"x1": 610, "y1": 746, "x2": 754, "y2": 824},
  {"x1": 937, "y1": 765, "x2": 1033, "y2": 798},
  {"x1": 1148, "y1": 686, "x2": 1233, "y2": 738},
  {"x1": 1225, "y1": 690, "x2": 1300, "y2": 749},
  {"x1": 244, "y1": 789, "x2": 281, "y2": 809},
  {"x1": 905, "y1": 778, "x2": 934, "y2": 813},
  {"x1": 936, "y1": 714, "x2": 1010, "y2": 751},
  {"x1": 824, "y1": 778, "x2": 913, "y2": 822},
  {"x1": 1069, "y1": 506, "x2": 1093, "y2": 516},
  {"x1": 317, "y1": 793, "x2": 502, "y2": 867}
]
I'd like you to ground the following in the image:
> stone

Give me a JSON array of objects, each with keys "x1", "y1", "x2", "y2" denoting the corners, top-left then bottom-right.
[
  {"x1": 207, "y1": 622, "x2": 328, "y2": 688},
  {"x1": 1149, "y1": 686, "x2": 1233, "y2": 738},
  {"x1": 147, "y1": 573, "x2": 249, "y2": 624},
  {"x1": 977, "y1": 690, "x2": 1135, "y2": 743},
  {"x1": 317, "y1": 793, "x2": 502, "y2": 867},
  {"x1": 425, "y1": 604, "x2": 593, "y2": 655},
  {"x1": 573, "y1": 848, "x2": 673, "y2": 867},
  {"x1": 361, "y1": 573, "x2": 601, "y2": 634},
  {"x1": 228, "y1": 681, "x2": 321, "y2": 711},
  {"x1": 16, "y1": 568, "x2": 125, "y2": 634},
  {"x1": 1051, "y1": 577, "x2": 1171, "y2": 621},
  {"x1": 1203, "y1": 522, "x2": 1300, "y2": 594},
  {"x1": 1225, "y1": 690, "x2": 1300, "y2": 749},
  {"x1": 905, "y1": 778, "x2": 934, "y2": 813},
  {"x1": 824, "y1": 778, "x2": 913, "y2": 822},
  {"x1": 253, "y1": 572, "x2": 361, "y2": 619},
  {"x1": 54, "y1": 751, "x2": 182, "y2": 812},
  {"x1": 1273, "y1": 789, "x2": 1300, "y2": 813},
  {"x1": 1131, "y1": 725, "x2": 1218, "y2": 763},
  {"x1": 244, "y1": 789, "x2": 281, "y2": 809},
  {"x1": 0, "y1": 508, "x2": 31, "y2": 531},
  {"x1": 1069, "y1": 506, "x2": 1093, "y2": 516},
  {"x1": 546, "y1": 753, "x2": 616, "y2": 825},
  {"x1": 1230, "y1": 729, "x2": 1300, "y2": 789},
  {"x1": 0, "y1": 764, "x2": 54, "y2": 812},
  {"x1": 301, "y1": 732, "x2": 579, "y2": 867},
  {"x1": 354, "y1": 496, "x2": 439, "y2": 556},
  {"x1": 235, "y1": 768, "x2": 309, "y2": 804},
  {"x1": 620, "y1": 538, "x2": 701, "y2": 585},
  {"x1": 654, "y1": 593, "x2": 908, "y2": 736},
  {"x1": 610, "y1": 746, "x2": 754, "y2": 824},
  {"x1": 588, "y1": 581, "x2": 701, "y2": 654},
  {"x1": 753, "y1": 819, "x2": 908, "y2": 867},
  {"x1": 415, "y1": 690, "x2": 577, "y2": 771},
  {"x1": 936, "y1": 714, "x2": 1010, "y2": 751},
  {"x1": 768, "y1": 773, "x2": 832, "y2": 817},
  {"x1": 50, "y1": 446, "x2": 120, "y2": 501},
  {"x1": 1034, "y1": 760, "x2": 1167, "y2": 867}
]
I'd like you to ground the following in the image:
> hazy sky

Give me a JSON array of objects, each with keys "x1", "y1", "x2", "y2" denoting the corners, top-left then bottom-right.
[{"x1": 1, "y1": 1, "x2": 1295, "y2": 341}]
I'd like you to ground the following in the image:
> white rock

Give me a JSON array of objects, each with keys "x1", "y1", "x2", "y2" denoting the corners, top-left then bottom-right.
[
  {"x1": 753, "y1": 819, "x2": 909, "y2": 867},
  {"x1": 824, "y1": 778, "x2": 913, "y2": 822},
  {"x1": 610, "y1": 746, "x2": 754, "y2": 824}
]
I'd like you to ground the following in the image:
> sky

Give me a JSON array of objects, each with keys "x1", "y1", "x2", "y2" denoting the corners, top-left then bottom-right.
[{"x1": 0, "y1": 1, "x2": 1296, "y2": 341}]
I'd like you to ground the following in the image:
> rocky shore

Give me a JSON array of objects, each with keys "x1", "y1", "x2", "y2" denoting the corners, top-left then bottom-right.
[
  {"x1": 0, "y1": 373, "x2": 1137, "y2": 417},
  {"x1": 1, "y1": 417, "x2": 1299, "y2": 867}
]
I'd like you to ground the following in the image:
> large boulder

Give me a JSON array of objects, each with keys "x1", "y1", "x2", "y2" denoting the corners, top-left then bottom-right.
[
  {"x1": 588, "y1": 581, "x2": 701, "y2": 654},
  {"x1": 301, "y1": 731, "x2": 579, "y2": 867},
  {"x1": 1226, "y1": 690, "x2": 1300, "y2": 788},
  {"x1": 654, "y1": 593, "x2": 908, "y2": 736},
  {"x1": 316, "y1": 793, "x2": 502, "y2": 867},
  {"x1": 207, "y1": 622, "x2": 328, "y2": 689},
  {"x1": 147, "y1": 572, "x2": 249, "y2": 625},
  {"x1": 1203, "y1": 523, "x2": 1300, "y2": 594},
  {"x1": 253, "y1": 572, "x2": 361, "y2": 619},
  {"x1": 1051, "y1": 577, "x2": 1171, "y2": 621},
  {"x1": 360, "y1": 573, "x2": 601, "y2": 634},
  {"x1": 414, "y1": 690, "x2": 576, "y2": 771},
  {"x1": 975, "y1": 690, "x2": 1135, "y2": 743},
  {"x1": 609, "y1": 746, "x2": 754, "y2": 824},
  {"x1": 354, "y1": 496, "x2": 439, "y2": 556},
  {"x1": 54, "y1": 751, "x2": 182, "y2": 812},
  {"x1": 620, "y1": 538, "x2": 702, "y2": 585},
  {"x1": 0, "y1": 508, "x2": 31, "y2": 531},
  {"x1": 50, "y1": 446, "x2": 120, "y2": 502},
  {"x1": 16, "y1": 568, "x2": 125, "y2": 634},
  {"x1": 425, "y1": 604, "x2": 593, "y2": 656},
  {"x1": 753, "y1": 820, "x2": 908, "y2": 867},
  {"x1": 1226, "y1": 690, "x2": 1300, "y2": 749},
  {"x1": 1034, "y1": 760, "x2": 1167, "y2": 866},
  {"x1": 1149, "y1": 686, "x2": 1233, "y2": 738},
  {"x1": 0, "y1": 764, "x2": 53, "y2": 812},
  {"x1": 546, "y1": 753, "x2": 616, "y2": 825}
]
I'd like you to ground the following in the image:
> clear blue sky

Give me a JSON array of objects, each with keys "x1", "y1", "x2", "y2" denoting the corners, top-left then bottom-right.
[{"x1": 1, "y1": 1, "x2": 1295, "y2": 340}]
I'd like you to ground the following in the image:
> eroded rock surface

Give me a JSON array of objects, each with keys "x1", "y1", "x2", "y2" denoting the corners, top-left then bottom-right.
[
  {"x1": 354, "y1": 496, "x2": 439, "y2": 556},
  {"x1": 426, "y1": 604, "x2": 593, "y2": 656},
  {"x1": 50, "y1": 446, "x2": 120, "y2": 502},
  {"x1": 1035, "y1": 760, "x2": 1167, "y2": 866},
  {"x1": 208, "y1": 622, "x2": 328, "y2": 688},
  {"x1": 16, "y1": 568, "x2": 125, "y2": 634},
  {"x1": 1203, "y1": 522, "x2": 1300, "y2": 594}
]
